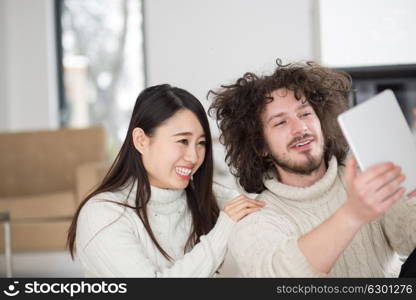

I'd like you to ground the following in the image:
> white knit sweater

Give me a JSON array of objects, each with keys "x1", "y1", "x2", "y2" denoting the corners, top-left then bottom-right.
[
  {"x1": 76, "y1": 182, "x2": 239, "y2": 277},
  {"x1": 228, "y1": 157, "x2": 416, "y2": 277}
]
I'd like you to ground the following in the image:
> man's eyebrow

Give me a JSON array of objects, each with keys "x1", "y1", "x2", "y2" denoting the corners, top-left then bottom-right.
[
  {"x1": 171, "y1": 132, "x2": 205, "y2": 138},
  {"x1": 297, "y1": 102, "x2": 311, "y2": 110},
  {"x1": 267, "y1": 103, "x2": 311, "y2": 123},
  {"x1": 267, "y1": 112, "x2": 285, "y2": 123}
]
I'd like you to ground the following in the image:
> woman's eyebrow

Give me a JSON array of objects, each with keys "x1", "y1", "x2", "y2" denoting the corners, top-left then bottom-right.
[
  {"x1": 172, "y1": 132, "x2": 192, "y2": 137},
  {"x1": 171, "y1": 132, "x2": 205, "y2": 138}
]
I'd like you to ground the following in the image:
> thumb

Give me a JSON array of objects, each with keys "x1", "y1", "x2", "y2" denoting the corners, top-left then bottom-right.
[{"x1": 345, "y1": 155, "x2": 358, "y2": 187}]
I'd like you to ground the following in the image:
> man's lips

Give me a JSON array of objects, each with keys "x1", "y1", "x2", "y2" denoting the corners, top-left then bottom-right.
[{"x1": 289, "y1": 138, "x2": 314, "y2": 150}]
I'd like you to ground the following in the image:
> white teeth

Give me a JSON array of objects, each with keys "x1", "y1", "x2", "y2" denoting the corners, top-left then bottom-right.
[
  {"x1": 176, "y1": 167, "x2": 192, "y2": 176},
  {"x1": 296, "y1": 141, "x2": 311, "y2": 147}
]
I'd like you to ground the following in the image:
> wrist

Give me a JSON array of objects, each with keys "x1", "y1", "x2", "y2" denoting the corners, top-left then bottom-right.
[{"x1": 336, "y1": 203, "x2": 366, "y2": 231}]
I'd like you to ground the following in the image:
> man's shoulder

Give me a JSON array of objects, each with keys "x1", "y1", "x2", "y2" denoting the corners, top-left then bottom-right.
[
  {"x1": 255, "y1": 188, "x2": 285, "y2": 205},
  {"x1": 255, "y1": 188, "x2": 272, "y2": 199},
  {"x1": 230, "y1": 205, "x2": 298, "y2": 248},
  {"x1": 235, "y1": 204, "x2": 294, "y2": 230}
]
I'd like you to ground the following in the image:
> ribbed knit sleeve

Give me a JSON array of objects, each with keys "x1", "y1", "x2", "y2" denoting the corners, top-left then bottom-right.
[
  {"x1": 380, "y1": 196, "x2": 416, "y2": 256},
  {"x1": 227, "y1": 208, "x2": 326, "y2": 277},
  {"x1": 213, "y1": 182, "x2": 241, "y2": 209},
  {"x1": 76, "y1": 198, "x2": 235, "y2": 277}
]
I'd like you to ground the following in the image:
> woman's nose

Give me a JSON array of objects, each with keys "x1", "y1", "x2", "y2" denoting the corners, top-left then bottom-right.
[{"x1": 184, "y1": 146, "x2": 198, "y2": 164}]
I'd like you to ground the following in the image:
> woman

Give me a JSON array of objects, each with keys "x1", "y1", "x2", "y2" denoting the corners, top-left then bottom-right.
[{"x1": 67, "y1": 84, "x2": 265, "y2": 277}]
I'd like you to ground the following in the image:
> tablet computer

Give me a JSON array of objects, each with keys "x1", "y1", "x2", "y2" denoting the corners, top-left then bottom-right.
[{"x1": 337, "y1": 89, "x2": 416, "y2": 192}]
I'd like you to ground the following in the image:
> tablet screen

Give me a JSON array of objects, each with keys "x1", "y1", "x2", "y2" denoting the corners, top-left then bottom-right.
[{"x1": 337, "y1": 89, "x2": 416, "y2": 192}]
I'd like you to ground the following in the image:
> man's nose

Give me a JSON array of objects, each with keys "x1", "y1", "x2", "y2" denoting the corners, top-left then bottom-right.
[{"x1": 291, "y1": 118, "x2": 308, "y2": 136}]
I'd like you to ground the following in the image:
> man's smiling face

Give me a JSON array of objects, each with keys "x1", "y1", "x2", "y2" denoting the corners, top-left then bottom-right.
[{"x1": 261, "y1": 88, "x2": 325, "y2": 176}]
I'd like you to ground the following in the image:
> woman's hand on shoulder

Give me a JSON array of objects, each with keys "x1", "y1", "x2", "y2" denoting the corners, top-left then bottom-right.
[{"x1": 223, "y1": 195, "x2": 266, "y2": 222}]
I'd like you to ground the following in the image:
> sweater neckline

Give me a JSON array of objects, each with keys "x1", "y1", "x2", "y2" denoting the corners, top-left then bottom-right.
[
  {"x1": 124, "y1": 180, "x2": 186, "y2": 215},
  {"x1": 263, "y1": 156, "x2": 339, "y2": 206},
  {"x1": 148, "y1": 185, "x2": 186, "y2": 214}
]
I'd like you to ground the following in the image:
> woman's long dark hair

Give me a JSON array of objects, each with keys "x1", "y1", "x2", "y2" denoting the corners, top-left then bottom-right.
[{"x1": 68, "y1": 84, "x2": 219, "y2": 260}]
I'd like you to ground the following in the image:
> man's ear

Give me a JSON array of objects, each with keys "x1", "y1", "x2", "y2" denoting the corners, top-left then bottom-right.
[{"x1": 132, "y1": 127, "x2": 149, "y2": 154}]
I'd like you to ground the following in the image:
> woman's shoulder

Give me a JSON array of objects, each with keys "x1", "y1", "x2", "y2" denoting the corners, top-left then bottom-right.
[
  {"x1": 87, "y1": 190, "x2": 126, "y2": 206},
  {"x1": 80, "y1": 188, "x2": 135, "y2": 222},
  {"x1": 76, "y1": 189, "x2": 140, "y2": 240}
]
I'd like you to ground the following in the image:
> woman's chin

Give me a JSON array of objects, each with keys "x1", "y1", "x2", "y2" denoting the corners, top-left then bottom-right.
[{"x1": 166, "y1": 179, "x2": 190, "y2": 190}]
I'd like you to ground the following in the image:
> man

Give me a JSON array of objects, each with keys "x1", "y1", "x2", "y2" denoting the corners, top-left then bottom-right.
[{"x1": 209, "y1": 61, "x2": 416, "y2": 277}]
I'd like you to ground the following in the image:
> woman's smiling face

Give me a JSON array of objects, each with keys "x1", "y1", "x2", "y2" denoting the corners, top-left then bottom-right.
[{"x1": 134, "y1": 109, "x2": 207, "y2": 190}]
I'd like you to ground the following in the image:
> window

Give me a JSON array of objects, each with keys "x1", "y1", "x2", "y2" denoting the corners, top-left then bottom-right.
[{"x1": 56, "y1": 0, "x2": 145, "y2": 156}]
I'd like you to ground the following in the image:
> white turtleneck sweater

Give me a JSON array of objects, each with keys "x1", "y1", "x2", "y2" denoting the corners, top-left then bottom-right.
[
  {"x1": 227, "y1": 157, "x2": 416, "y2": 277},
  {"x1": 76, "y1": 182, "x2": 239, "y2": 277}
]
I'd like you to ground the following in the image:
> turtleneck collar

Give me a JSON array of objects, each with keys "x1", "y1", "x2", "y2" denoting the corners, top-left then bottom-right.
[
  {"x1": 263, "y1": 156, "x2": 339, "y2": 205},
  {"x1": 122, "y1": 180, "x2": 187, "y2": 215}
]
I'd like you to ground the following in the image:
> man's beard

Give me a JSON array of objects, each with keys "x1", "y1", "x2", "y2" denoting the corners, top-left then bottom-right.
[
  {"x1": 269, "y1": 134, "x2": 324, "y2": 176},
  {"x1": 270, "y1": 151, "x2": 323, "y2": 175}
]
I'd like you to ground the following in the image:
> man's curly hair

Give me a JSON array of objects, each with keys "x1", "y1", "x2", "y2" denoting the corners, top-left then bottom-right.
[{"x1": 208, "y1": 60, "x2": 352, "y2": 194}]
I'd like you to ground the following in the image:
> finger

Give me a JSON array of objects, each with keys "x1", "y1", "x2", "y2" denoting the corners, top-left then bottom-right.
[
  {"x1": 345, "y1": 156, "x2": 358, "y2": 187},
  {"x1": 357, "y1": 162, "x2": 395, "y2": 185},
  {"x1": 378, "y1": 187, "x2": 405, "y2": 212},
  {"x1": 226, "y1": 200, "x2": 265, "y2": 214},
  {"x1": 224, "y1": 197, "x2": 265, "y2": 210},
  {"x1": 233, "y1": 206, "x2": 262, "y2": 222},
  {"x1": 225, "y1": 195, "x2": 264, "y2": 206},
  {"x1": 225, "y1": 194, "x2": 246, "y2": 205},
  {"x1": 224, "y1": 197, "x2": 251, "y2": 210},
  {"x1": 362, "y1": 168, "x2": 402, "y2": 194},
  {"x1": 373, "y1": 174, "x2": 405, "y2": 202}
]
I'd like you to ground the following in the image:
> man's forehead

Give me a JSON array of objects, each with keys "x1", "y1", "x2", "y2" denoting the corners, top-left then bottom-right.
[
  {"x1": 270, "y1": 88, "x2": 293, "y2": 98},
  {"x1": 269, "y1": 88, "x2": 306, "y2": 100},
  {"x1": 264, "y1": 96, "x2": 310, "y2": 113}
]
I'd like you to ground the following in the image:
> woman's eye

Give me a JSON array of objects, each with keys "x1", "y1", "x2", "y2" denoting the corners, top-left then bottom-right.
[
  {"x1": 302, "y1": 112, "x2": 312, "y2": 117},
  {"x1": 198, "y1": 140, "x2": 207, "y2": 146},
  {"x1": 178, "y1": 139, "x2": 188, "y2": 145}
]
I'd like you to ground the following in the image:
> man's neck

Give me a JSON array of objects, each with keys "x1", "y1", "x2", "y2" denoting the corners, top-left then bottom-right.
[{"x1": 276, "y1": 161, "x2": 327, "y2": 188}]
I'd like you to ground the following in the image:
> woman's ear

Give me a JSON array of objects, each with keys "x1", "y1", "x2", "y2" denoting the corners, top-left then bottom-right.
[{"x1": 132, "y1": 127, "x2": 149, "y2": 154}]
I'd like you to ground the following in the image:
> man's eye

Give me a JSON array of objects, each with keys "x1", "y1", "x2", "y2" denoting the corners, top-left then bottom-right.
[{"x1": 274, "y1": 121, "x2": 286, "y2": 127}]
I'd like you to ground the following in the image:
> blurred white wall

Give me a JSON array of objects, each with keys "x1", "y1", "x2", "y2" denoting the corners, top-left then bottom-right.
[
  {"x1": 0, "y1": 0, "x2": 7, "y2": 131},
  {"x1": 320, "y1": 0, "x2": 416, "y2": 67},
  {"x1": 0, "y1": 0, "x2": 59, "y2": 132},
  {"x1": 144, "y1": 0, "x2": 319, "y2": 115}
]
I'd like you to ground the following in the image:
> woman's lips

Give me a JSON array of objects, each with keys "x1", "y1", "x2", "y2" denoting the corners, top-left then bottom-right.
[
  {"x1": 176, "y1": 173, "x2": 191, "y2": 180},
  {"x1": 175, "y1": 166, "x2": 192, "y2": 180}
]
